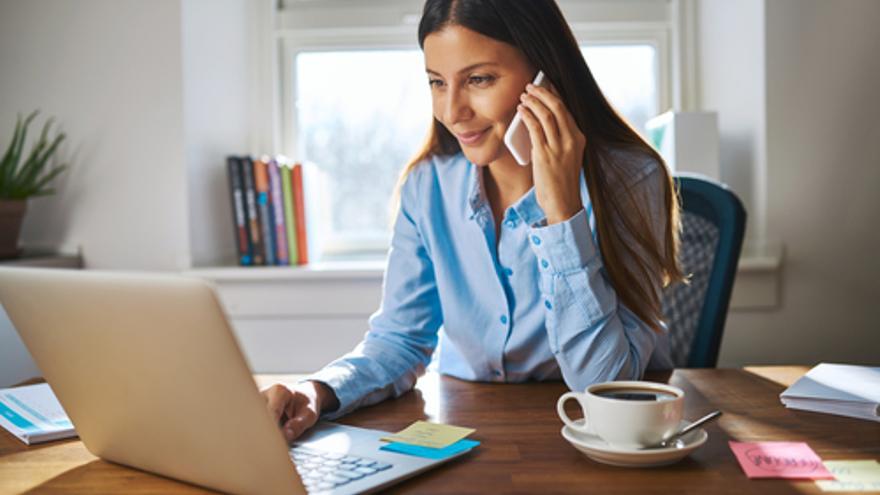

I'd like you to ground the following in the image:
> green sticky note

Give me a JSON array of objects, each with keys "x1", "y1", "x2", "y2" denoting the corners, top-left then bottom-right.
[{"x1": 816, "y1": 460, "x2": 880, "y2": 492}]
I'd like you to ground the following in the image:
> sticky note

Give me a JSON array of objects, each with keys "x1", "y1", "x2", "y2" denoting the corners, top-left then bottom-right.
[
  {"x1": 729, "y1": 441, "x2": 835, "y2": 479},
  {"x1": 380, "y1": 439, "x2": 481, "y2": 459},
  {"x1": 816, "y1": 460, "x2": 880, "y2": 492},
  {"x1": 381, "y1": 420, "x2": 475, "y2": 449}
]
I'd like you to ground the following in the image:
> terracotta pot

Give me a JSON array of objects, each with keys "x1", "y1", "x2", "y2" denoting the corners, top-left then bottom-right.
[{"x1": 0, "y1": 199, "x2": 27, "y2": 259}]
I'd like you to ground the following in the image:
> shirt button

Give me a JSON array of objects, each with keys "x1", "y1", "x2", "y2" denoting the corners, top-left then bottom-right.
[
  {"x1": 531, "y1": 235, "x2": 542, "y2": 245},
  {"x1": 540, "y1": 258, "x2": 549, "y2": 269},
  {"x1": 545, "y1": 299, "x2": 553, "y2": 310},
  {"x1": 504, "y1": 219, "x2": 517, "y2": 228},
  {"x1": 504, "y1": 267, "x2": 513, "y2": 276},
  {"x1": 500, "y1": 315, "x2": 508, "y2": 325}
]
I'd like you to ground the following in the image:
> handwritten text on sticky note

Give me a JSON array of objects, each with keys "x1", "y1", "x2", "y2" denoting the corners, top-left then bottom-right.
[
  {"x1": 729, "y1": 441, "x2": 834, "y2": 479},
  {"x1": 381, "y1": 421, "x2": 475, "y2": 449},
  {"x1": 816, "y1": 460, "x2": 880, "y2": 492}
]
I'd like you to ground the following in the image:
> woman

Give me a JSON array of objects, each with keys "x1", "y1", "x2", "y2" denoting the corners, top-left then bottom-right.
[{"x1": 263, "y1": 0, "x2": 682, "y2": 442}]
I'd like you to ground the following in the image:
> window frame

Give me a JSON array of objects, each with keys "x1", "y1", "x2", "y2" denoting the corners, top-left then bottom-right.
[{"x1": 272, "y1": 1, "x2": 681, "y2": 258}]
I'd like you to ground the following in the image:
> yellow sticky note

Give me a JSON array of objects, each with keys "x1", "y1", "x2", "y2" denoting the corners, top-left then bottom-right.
[
  {"x1": 381, "y1": 420, "x2": 476, "y2": 449},
  {"x1": 816, "y1": 460, "x2": 880, "y2": 492}
]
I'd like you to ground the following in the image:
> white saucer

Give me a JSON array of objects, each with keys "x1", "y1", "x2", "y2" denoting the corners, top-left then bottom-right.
[{"x1": 560, "y1": 419, "x2": 708, "y2": 468}]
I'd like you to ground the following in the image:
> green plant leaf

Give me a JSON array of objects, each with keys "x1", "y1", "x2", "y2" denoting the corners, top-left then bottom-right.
[
  {"x1": 15, "y1": 133, "x2": 65, "y2": 191},
  {"x1": 1, "y1": 111, "x2": 39, "y2": 195},
  {"x1": 0, "y1": 110, "x2": 68, "y2": 199},
  {"x1": 25, "y1": 164, "x2": 67, "y2": 198},
  {"x1": 0, "y1": 115, "x2": 25, "y2": 195},
  {"x1": 12, "y1": 111, "x2": 38, "y2": 167},
  {"x1": 38, "y1": 117, "x2": 55, "y2": 145}
]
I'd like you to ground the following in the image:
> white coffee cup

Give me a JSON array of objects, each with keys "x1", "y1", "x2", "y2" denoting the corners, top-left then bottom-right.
[{"x1": 557, "y1": 381, "x2": 684, "y2": 450}]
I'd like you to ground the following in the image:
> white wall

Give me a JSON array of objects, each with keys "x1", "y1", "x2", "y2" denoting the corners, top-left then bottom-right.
[
  {"x1": 0, "y1": 0, "x2": 253, "y2": 385},
  {"x1": 182, "y1": 0, "x2": 253, "y2": 267},
  {"x1": 697, "y1": 0, "x2": 766, "y2": 241},
  {"x1": 712, "y1": 0, "x2": 880, "y2": 365},
  {"x1": 0, "y1": 0, "x2": 191, "y2": 270}
]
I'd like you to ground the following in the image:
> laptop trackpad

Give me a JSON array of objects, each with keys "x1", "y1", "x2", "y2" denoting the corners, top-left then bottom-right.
[{"x1": 293, "y1": 422, "x2": 375, "y2": 453}]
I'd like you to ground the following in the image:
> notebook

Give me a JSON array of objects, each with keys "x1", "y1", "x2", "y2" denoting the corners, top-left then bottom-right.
[
  {"x1": 780, "y1": 363, "x2": 880, "y2": 422},
  {"x1": 0, "y1": 383, "x2": 76, "y2": 444}
]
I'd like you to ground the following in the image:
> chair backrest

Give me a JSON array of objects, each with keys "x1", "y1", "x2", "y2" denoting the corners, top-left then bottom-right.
[{"x1": 662, "y1": 174, "x2": 746, "y2": 368}]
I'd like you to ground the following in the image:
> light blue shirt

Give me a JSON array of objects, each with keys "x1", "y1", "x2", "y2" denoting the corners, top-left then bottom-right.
[{"x1": 309, "y1": 150, "x2": 673, "y2": 419}]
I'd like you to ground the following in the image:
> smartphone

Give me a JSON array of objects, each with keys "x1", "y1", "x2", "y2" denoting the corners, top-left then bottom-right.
[{"x1": 503, "y1": 70, "x2": 549, "y2": 166}]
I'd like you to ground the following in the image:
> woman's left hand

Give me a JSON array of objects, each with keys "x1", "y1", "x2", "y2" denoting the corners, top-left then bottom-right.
[{"x1": 517, "y1": 83, "x2": 587, "y2": 225}]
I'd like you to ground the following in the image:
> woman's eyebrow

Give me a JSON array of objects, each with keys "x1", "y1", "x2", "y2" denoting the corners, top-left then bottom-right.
[{"x1": 425, "y1": 62, "x2": 499, "y2": 76}]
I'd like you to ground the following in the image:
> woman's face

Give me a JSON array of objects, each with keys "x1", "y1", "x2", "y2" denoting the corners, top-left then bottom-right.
[{"x1": 423, "y1": 25, "x2": 536, "y2": 167}]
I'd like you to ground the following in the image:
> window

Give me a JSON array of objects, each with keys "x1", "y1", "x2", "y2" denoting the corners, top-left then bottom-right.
[
  {"x1": 582, "y1": 44, "x2": 659, "y2": 136},
  {"x1": 276, "y1": 0, "x2": 677, "y2": 259},
  {"x1": 295, "y1": 50, "x2": 431, "y2": 252}
]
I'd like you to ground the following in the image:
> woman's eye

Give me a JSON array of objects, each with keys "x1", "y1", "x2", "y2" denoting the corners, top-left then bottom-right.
[
  {"x1": 468, "y1": 75, "x2": 495, "y2": 86},
  {"x1": 428, "y1": 79, "x2": 444, "y2": 88}
]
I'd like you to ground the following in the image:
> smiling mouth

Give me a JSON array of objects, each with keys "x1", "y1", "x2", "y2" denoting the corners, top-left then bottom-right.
[{"x1": 456, "y1": 128, "x2": 490, "y2": 145}]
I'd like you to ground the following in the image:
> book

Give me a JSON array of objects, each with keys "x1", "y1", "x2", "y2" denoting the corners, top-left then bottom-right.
[
  {"x1": 226, "y1": 156, "x2": 252, "y2": 265},
  {"x1": 0, "y1": 383, "x2": 77, "y2": 445},
  {"x1": 253, "y1": 157, "x2": 276, "y2": 265},
  {"x1": 241, "y1": 156, "x2": 264, "y2": 265},
  {"x1": 267, "y1": 158, "x2": 289, "y2": 265},
  {"x1": 780, "y1": 363, "x2": 880, "y2": 422},
  {"x1": 291, "y1": 163, "x2": 308, "y2": 264},
  {"x1": 280, "y1": 163, "x2": 299, "y2": 265}
]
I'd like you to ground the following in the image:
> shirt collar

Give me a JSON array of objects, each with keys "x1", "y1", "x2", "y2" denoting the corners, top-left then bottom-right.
[{"x1": 466, "y1": 159, "x2": 489, "y2": 220}]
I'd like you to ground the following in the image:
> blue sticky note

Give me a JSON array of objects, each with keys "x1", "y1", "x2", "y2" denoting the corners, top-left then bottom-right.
[{"x1": 380, "y1": 438, "x2": 480, "y2": 459}]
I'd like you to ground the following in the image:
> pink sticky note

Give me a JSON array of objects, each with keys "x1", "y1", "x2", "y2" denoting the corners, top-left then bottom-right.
[{"x1": 729, "y1": 441, "x2": 835, "y2": 479}]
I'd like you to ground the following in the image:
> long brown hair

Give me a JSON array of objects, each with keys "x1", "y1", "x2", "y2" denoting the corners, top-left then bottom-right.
[{"x1": 398, "y1": 0, "x2": 683, "y2": 331}]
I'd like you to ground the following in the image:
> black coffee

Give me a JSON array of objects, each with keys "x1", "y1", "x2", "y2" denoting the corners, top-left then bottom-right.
[{"x1": 595, "y1": 388, "x2": 676, "y2": 401}]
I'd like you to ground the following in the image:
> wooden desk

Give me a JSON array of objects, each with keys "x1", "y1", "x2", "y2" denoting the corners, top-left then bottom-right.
[{"x1": 2, "y1": 367, "x2": 878, "y2": 494}]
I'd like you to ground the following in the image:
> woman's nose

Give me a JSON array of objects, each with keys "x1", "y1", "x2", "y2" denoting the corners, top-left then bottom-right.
[{"x1": 443, "y1": 87, "x2": 473, "y2": 124}]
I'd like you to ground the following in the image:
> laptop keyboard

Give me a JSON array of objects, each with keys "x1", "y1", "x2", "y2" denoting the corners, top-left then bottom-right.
[{"x1": 289, "y1": 445, "x2": 393, "y2": 493}]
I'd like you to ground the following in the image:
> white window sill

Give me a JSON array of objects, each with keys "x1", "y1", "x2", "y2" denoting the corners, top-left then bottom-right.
[
  {"x1": 185, "y1": 260, "x2": 386, "y2": 281},
  {"x1": 187, "y1": 240, "x2": 783, "y2": 310}
]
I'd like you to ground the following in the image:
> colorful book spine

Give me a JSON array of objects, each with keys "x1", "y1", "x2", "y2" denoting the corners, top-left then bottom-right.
[
  {"x1": 253, "y1": 157, "x2": 276, "y2": 265},
  {"x1": 241, "y1": 156, "x2": 264, "y2": 265},
  {"x1": 291, "y1": 163, "x2": 308, "y2": 264},
  {"x1": 280, "y1": 164, "x2": 299, "y2": 265},
  {"x1": 267, "y1": 158, "x2": 289, "y2": 265},
  {"x1": 226, "y1": 156, "x2": 252, "y2": 265}
]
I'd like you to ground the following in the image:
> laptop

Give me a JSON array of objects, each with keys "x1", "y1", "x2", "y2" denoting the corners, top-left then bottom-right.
[{"x1": 0, "y1": 267, "x2": 473, "y2": 494}]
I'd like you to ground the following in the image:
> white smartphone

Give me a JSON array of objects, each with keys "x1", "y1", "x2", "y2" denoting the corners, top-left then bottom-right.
[{"x1": 503, "y1": 70, "x2": 549, "y2": 166}]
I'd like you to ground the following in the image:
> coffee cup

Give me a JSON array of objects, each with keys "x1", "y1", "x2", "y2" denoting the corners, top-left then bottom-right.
[{"x1": 557, "y1": 381, "x2": 684, "y2": 449}]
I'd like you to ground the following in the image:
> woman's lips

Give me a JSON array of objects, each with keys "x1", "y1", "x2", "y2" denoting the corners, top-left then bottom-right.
[{"x1": 456, "y1": 128, "x2": 489, "y2": 145}]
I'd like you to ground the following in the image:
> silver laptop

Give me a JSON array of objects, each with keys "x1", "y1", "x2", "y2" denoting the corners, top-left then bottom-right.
[{"x1": 0, "y1": 267, "x2": 473, "y2": 494}]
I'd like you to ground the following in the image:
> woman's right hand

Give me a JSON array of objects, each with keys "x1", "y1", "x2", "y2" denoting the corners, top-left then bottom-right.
[{"x1": 261, "y1": 380, "x2": 338, "y2": 442}]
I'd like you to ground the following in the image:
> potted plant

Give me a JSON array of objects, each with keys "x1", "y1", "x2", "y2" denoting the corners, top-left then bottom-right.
[{"x1": 0, "y1": 111, "x2": 67, "y2": 259}]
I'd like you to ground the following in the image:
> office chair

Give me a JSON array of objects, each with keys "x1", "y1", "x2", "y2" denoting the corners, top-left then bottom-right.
[{"x1": 662, "y1": 174, "x2": 746, "y2": 368}]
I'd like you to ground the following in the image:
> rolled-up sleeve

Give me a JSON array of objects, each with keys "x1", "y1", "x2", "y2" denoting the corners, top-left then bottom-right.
[
  {"x1": 528, "y1": 166, "x2": 668, "y2": 392},
  {"x1": 307, "y1": 167, "x2": 443, "y2": 419}
]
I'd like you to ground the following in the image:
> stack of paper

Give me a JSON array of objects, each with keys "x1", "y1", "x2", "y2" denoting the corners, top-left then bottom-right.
[
  {"x1": 780, "y1": 363, "x2": 880, "y2": 422},
  {"x1": 0, "y1": 383, "x2": 77, "y2": 445}
]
